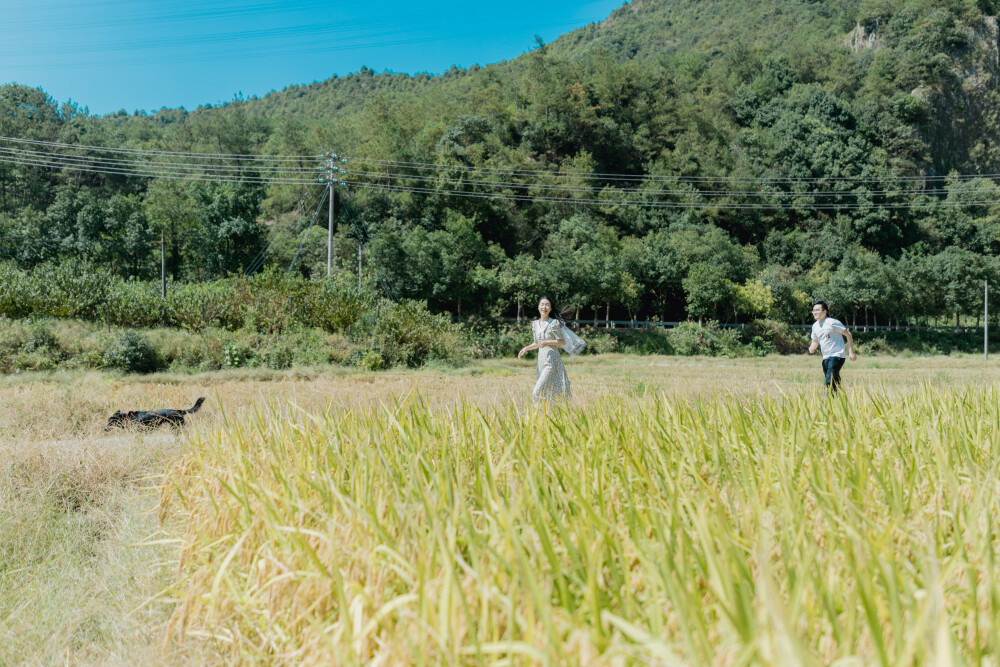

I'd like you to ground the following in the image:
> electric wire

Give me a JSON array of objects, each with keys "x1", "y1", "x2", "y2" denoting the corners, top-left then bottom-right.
[
  {"x1": 4, "y1": 137, "x2": 1000, "y2": 210},
  {"x1": 0, "y1": 153, "x2": 317, "y2": 184},
  {"x1": 342, "y1": 180, "x2": 1000, "y2": 210},
  {"x1": 343, "y1": 168, "x2": 998, "y2": 198},
  {"x1": 0, "y1": 136, "x2": 314, "y2": 161},
  {"x1": 5, "y1": 149, "x2": 1000, "y2": 209},
  {"x1": 6, "y1": 136, "x2": 997, "y2": 186},
  {"x1": 287, "y1": 186, "x2": 329, "y2": 275},
  {"x1": 0, "y1": 147, "x2": 317, "y2": 174},
  {"x1": 244, "y1": 183, "x2": 323, "y2": 275},
  {"x1": 341, "y1": 155, "x2": 1000, "y2": 184},
  {"x1": 5, "y1": 135, "x2": 999, "y2": 186}
]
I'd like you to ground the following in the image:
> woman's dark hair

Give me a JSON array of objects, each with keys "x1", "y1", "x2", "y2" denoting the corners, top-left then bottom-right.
[
  {"x1": 812, "y1": 299, "x2": 829, "y2": 314},
  {"x1": 538, "y1": 296, "x2": 570, "y2": 325}
]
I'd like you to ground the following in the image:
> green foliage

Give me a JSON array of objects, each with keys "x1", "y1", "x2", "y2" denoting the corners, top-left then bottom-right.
[
  {"x1": 357, "y1": 300, "x2": 468, "y2": 368},
  {"x1": 667, "y1": 322, "x2": 743, "y2": 356},
  {"x1": 222, "y1": 343, "x2": 253, "y2": 369},
  {"x1": 102, "y1": 331, "x2": 160, "y2": 374},
  {"x1": 22, "y1": 323, "x2": 57, "y2": 353},
  {"x1": 291, "y1": 271, "x2": 378, "y2": 333},
  {"x1": 1, "y1": 0, "x2": 1000, "y2": 330},
  {"x1": 744, "y1": 319, "x2": 810, "y2": 354}
]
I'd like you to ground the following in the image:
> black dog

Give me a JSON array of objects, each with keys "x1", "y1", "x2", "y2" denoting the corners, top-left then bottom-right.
[{"x1": 105, "y1": 397, "x2": 206, "y2": 431}]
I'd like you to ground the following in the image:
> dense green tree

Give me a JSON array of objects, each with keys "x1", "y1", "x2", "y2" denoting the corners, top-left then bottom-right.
[{"x1": 2, "y1": 0, "x2": 1000, "y2": 326}]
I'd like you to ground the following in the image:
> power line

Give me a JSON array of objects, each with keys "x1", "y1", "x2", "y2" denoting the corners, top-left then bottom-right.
[
  {"x1": 0, "y1": 146, "x2": 316, "y2": 174},
  {"x1": 342, "y1": 155, "x2": 1000, "y2": 184},
  {"x1": 287, "y1": 186, "x2": 330, "y2": 275},
  {"x1": 5, "y1": 138, "x2": 1000, "y2": 210},
  {"x1": 0, "y1": 153, "x2": 316, "y2": 184},
  {"x1": 6, "y1": 135, "x2": 1000, "y2": 187},
  {"x1": 5, "y1": 150, "x2": 1000, "y2": 210},
  {"x1": 244, "y1": 184, "x2": 324, "y2": 275},
  {"x1": 0, "y1": 136, "x2": 312, "y2": 161},
  {"x1": 337, "y1": 192, "x2": 400, "y2": 301},
  {"x1": 9, "y1": 144, "x2": 970, "y2": 196},
  {"x1": 344, "y1": 168, "x2": 998, "y2": 198},
  {"x1": 342, "y1": 180, "x2": 1000, "y2": 210}
]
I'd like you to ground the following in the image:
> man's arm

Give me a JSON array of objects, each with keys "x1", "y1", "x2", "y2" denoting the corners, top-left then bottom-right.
[
  {"x1": 843, "y1": 329, "x2": 857, "y2": 361},
  {"x1": 808, "y1": 339, "x2": 819, "y2": 354}
]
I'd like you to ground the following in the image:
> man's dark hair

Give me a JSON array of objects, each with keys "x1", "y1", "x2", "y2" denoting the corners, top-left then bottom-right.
[{"x1": 812, "y1": 299, "x2": 829, "y2": 314}]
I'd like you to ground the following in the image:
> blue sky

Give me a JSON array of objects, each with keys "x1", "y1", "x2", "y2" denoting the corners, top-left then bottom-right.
[{"x1": 1, "y1": 0, "x2": 623, "y2": 116}]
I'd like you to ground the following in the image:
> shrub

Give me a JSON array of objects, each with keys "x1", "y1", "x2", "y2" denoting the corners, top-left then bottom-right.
[
  {"x1": 574, "y1": 326, "x2": 620, "y2": 355},
  {"x1": 353, "y1": 349, "x2": 388, "y2": 371},
  {"x1": 282, "y1": 329, "x2": 349, "y2": 367},
  {"x1": 262, "y1": 343, "x2": 293, "y2": 370},
  {"x1": 223, "y1": 343, "x2": 254, "y2": 368},
  {"x1": 357, "y1": 300, "x2": 467, "y2": 368},
  {"x1": 0, "y1": 263, "x2": 31, "y2": 319},
  {"x1": 292, "y1": 272, "x2": 378, "y2": 333},
  {"x1": 12, "y1": 352, "x2": 57, "y2": 372},
  {"x1": 33, "y1": 260, "x2": 114, "y2": 320},
  {"x1": 668, "y1": 322, "x2": 721, "y2": 356},
  {"x1": 166, "y1": 281, "x2": 243, "y2": 332},
  {"x1": 462, "y1": 321, "x2": 525, "y2": 359},
  {"x1": 744, "y1": 319, "x2": 808, "y2": 354},
  {"x1": 102, "y1": 331, "x2": 160, "y2": 373},
  {"x1": 22, "y1": 323, "x2": 57, "y2": 353},
  {"x1": 106, "y1": 280, "x2": 163, "y2": 328}
]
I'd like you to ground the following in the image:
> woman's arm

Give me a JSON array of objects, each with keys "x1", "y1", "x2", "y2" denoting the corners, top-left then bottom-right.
[{"x1": 517, "y1": 338, "x2": 566, "y2": 358}]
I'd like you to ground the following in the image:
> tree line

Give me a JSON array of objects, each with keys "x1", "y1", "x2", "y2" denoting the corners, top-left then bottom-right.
[{"x1": 2, "y1": 0, "x2": 1000, "y2": 327}]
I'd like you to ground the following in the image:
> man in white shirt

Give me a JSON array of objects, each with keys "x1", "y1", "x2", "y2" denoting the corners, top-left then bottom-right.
[{"x1": 808, "y1": 300, "x2": 856, "y2": 394}]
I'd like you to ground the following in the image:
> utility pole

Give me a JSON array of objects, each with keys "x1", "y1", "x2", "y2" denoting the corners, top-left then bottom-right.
[
  {"x1": 986, "y1": 280, "x2": 989, "y2": 360},
  {"x1": 161, "y1": 230, "x2": 166, "y2": 326},
  {"x1": 318, "y1": 152, "x2": 348, "y2": 277},
  {"x1": 328, "y1": 179, "x2": 334, "y2": 277}
]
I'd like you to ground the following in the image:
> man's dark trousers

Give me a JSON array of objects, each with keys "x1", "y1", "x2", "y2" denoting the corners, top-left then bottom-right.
[{"x1": 822, "y1": 356, "x2": 846, "y2": 394}]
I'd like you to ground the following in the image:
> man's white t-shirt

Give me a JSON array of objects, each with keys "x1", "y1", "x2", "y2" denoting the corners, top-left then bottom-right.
[{"x1": 811, "y1": 318, "x2": 847, "y2": 359}]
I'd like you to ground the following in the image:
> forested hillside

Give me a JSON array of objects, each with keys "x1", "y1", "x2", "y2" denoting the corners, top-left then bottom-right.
[{"x1": 3, "y1": 0, "x2": 1000, "y2": 327}]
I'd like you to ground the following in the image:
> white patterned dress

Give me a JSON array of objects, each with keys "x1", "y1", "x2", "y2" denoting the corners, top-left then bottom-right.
[{"x1": 531, "y1": 318, "x2": 572, "y2": 405}]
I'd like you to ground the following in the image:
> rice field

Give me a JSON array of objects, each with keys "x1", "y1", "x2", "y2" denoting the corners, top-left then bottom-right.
[{"x1": 4, "y1": 354, "x2": 1000, "y2": 664}]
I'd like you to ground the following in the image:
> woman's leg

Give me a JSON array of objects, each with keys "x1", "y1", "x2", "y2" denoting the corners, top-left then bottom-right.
[{"x1": 533, "y1": 353, "x2": 555, "y2": 405}]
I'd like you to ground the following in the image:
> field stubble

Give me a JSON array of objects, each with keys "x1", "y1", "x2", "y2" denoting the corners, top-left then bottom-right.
[{"x1": 3, "y1": 354, "x2": 1000, "y2": 664}]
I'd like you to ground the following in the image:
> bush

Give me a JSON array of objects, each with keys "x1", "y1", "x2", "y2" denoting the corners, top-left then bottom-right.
[
  {"x1": 353, "y1": 349, "x2": 389, "y2": 371},
  {"x1": 743, "y1": 320, "x2": 808, "y2": 355},
  {"x1": 13, "y1": 352, "x2": 57, "y2": 372},
  {"x1": 462, "y1": 321, "x2": 525, "y2": 359},
  {"x1": 292, "y1": 272, "x2": 378, "y2": 333},
  {"x1": 102, "y1": 331, "x2": 160, "y2": 373},
  {"x1": 223, "y1": 343, "x2": 253, "y2": 368},
  {"x1": 262, "y1": 343, "x2": 293, "y2": 370},
  {"x1": 668, "y1": 322, "x2": 724, "y2": 356},
  {"x1": 357, "y1": 300, "x2": 467, "y2": 368},
  {"x1": 574, "y1": 326, "x2": 620, "y2": 355},
  {"x1": 282, "y1": 329, "x2": 349, "y2": 367},
  {"x1": 0, "y1": 263, "x2": 31, "y2": 319},
  {"x1": 22, "y1": 323, "x2": 58, "y2": 354}
]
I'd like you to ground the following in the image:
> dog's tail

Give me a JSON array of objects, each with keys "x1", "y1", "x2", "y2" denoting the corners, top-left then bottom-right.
[{"x1": 184, "y1": 397, "x2": 206, "y2": 414}]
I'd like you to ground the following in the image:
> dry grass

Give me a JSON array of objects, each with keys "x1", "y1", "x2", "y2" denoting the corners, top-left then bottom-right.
[
  {"x1": 2, "y1": 353, "x2": 1000, "y2": 664},
  {"x1": 0, "y1": 433, "x2": 182, "y2": 665},
  {"x1": 162, "y1": 384, "x2": 1000, "y2": 665},
  {"x1": 3, "y1": 353, "x2": 999, "y2": 443}
]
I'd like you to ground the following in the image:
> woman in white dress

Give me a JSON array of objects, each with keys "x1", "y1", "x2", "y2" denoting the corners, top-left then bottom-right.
[{"x1": 517, "y1": 297, "x2": 585, "y2": 405}]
